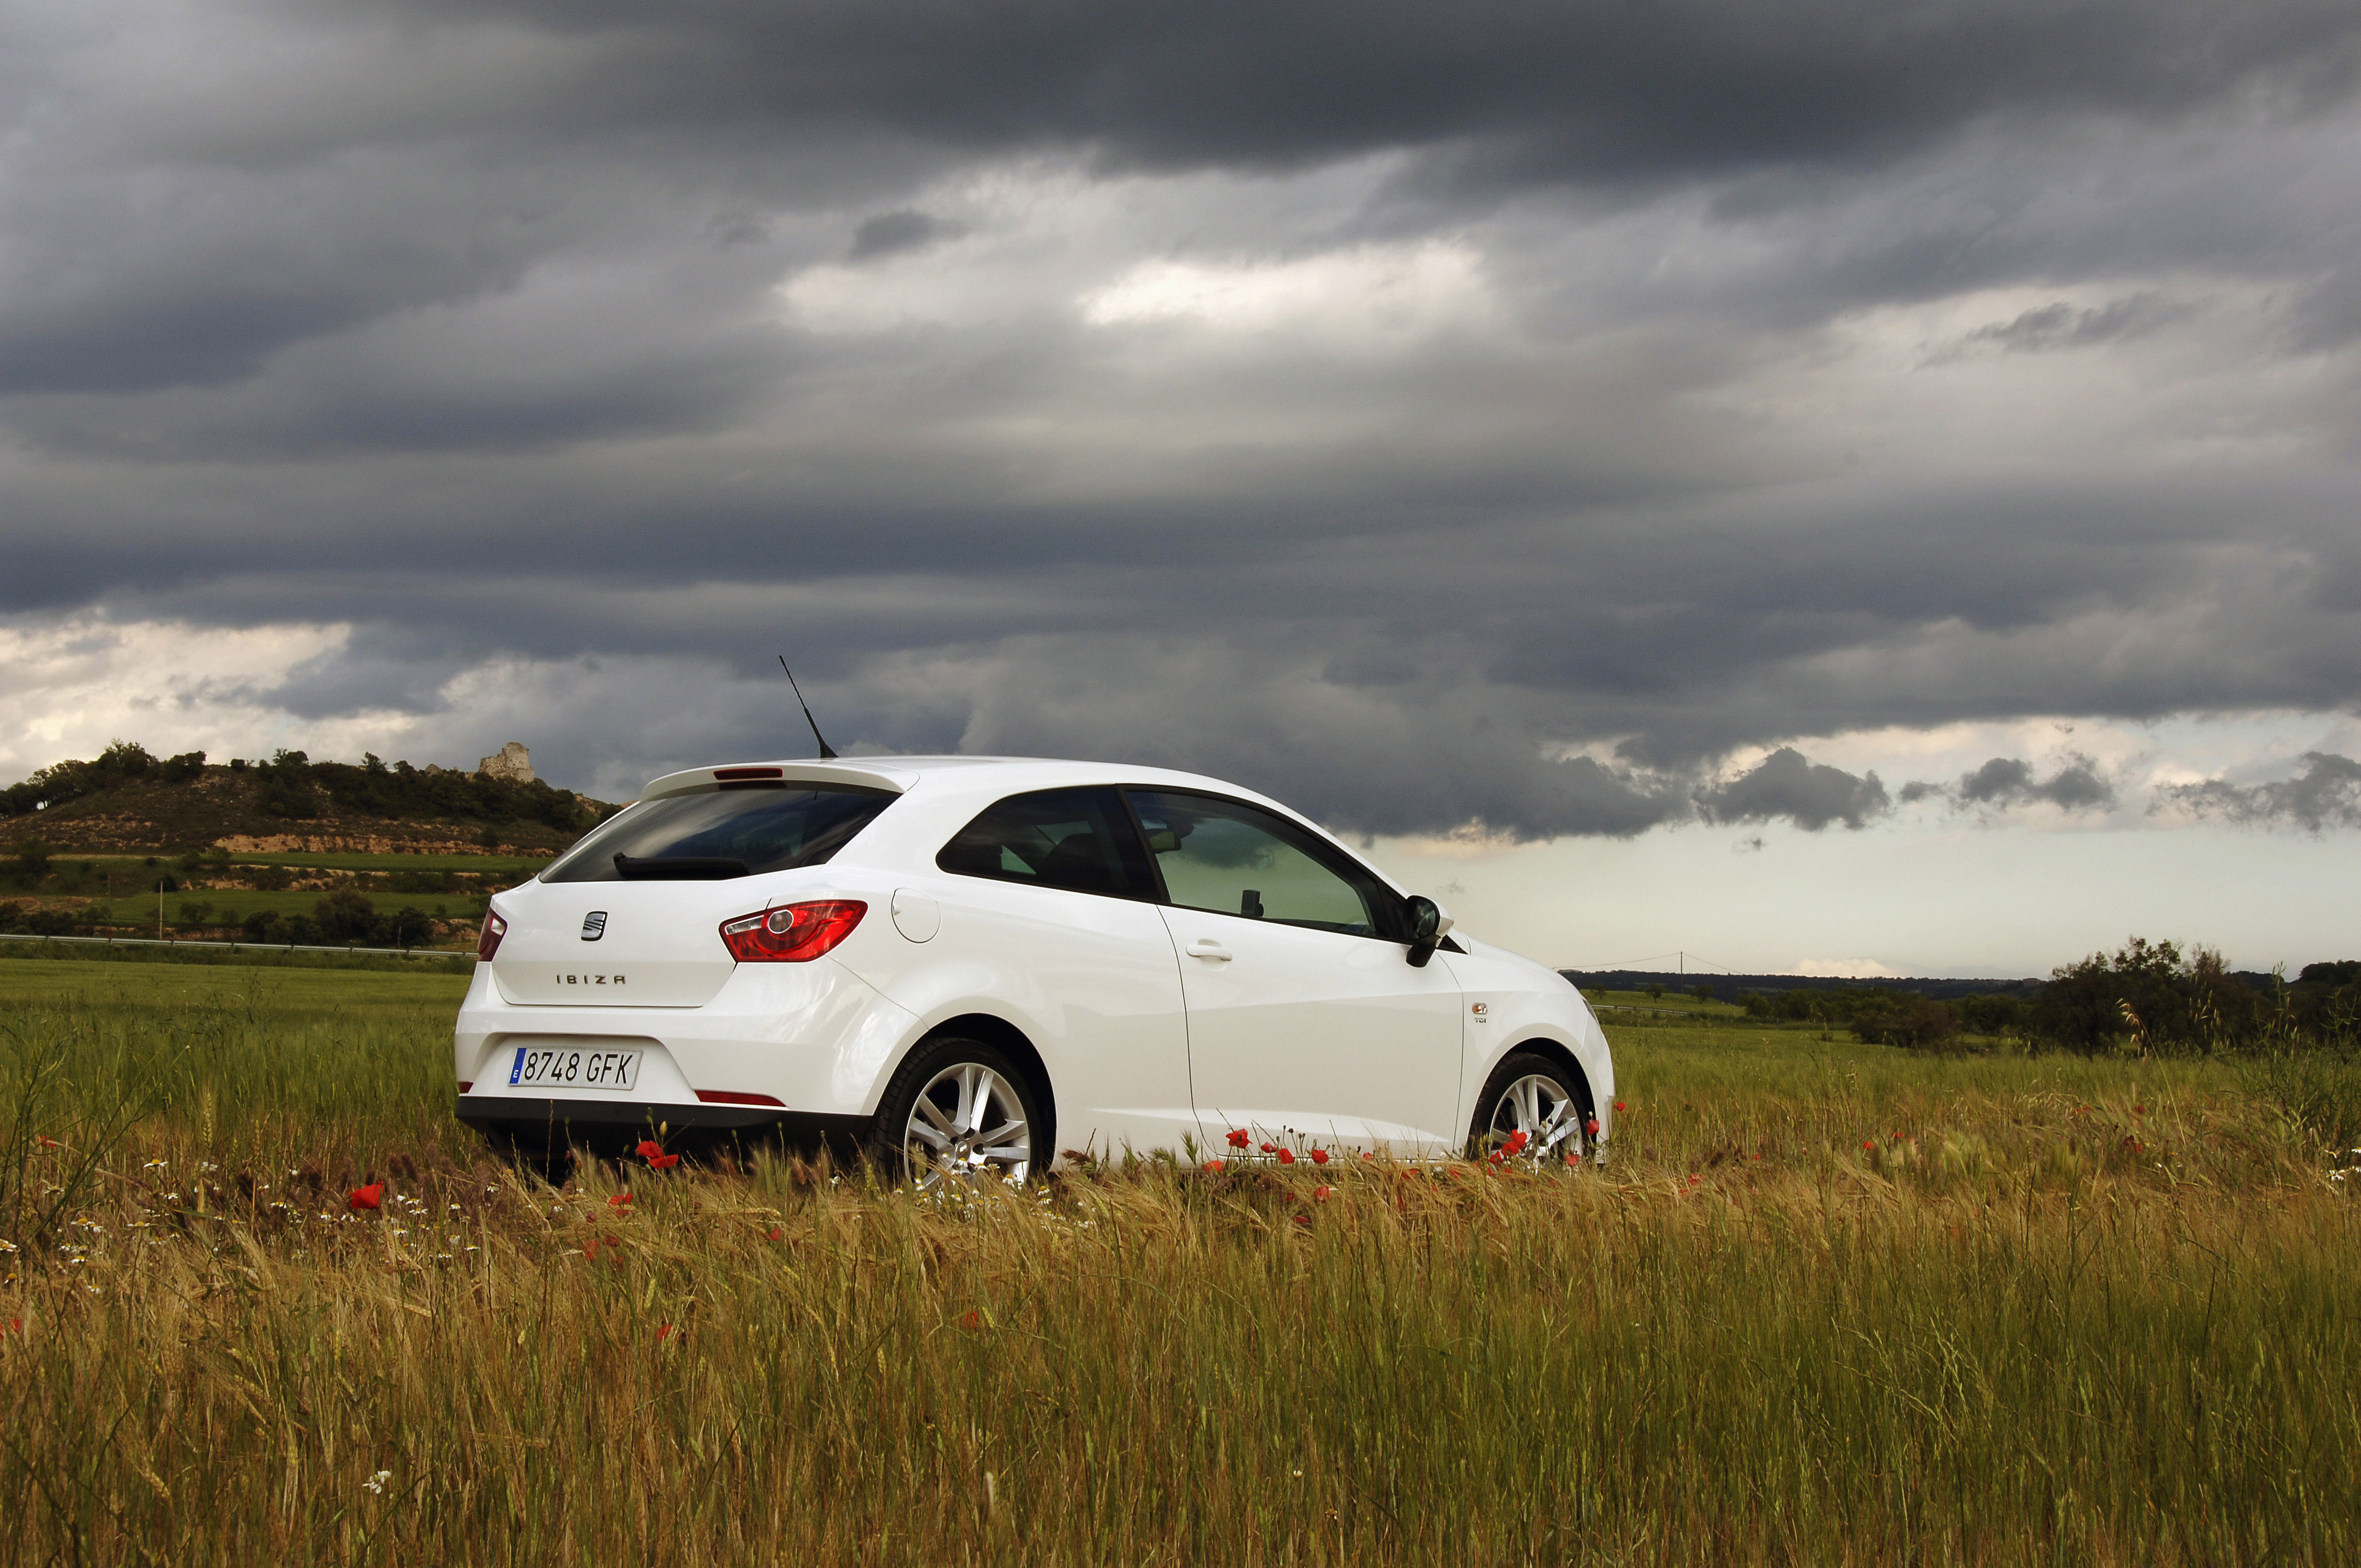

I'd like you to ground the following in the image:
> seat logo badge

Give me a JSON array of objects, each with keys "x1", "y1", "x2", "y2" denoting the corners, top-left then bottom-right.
[{"x1": 581, "y1": 912, "x2": 607, "y2": 941}]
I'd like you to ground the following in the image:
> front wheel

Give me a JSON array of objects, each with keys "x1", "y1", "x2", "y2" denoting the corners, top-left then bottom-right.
[
  {"x1": 1468, "y1": 1052, "x2": 1588, "y2": 1167},
  {"x1": 866, "y1": 1036, "x2": 1048, "y2": 1192}
]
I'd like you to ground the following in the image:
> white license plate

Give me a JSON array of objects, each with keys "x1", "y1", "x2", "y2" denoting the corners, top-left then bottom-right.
[{"x1": 507, "y1": 1045, "x2": 642, "y2": 1092}]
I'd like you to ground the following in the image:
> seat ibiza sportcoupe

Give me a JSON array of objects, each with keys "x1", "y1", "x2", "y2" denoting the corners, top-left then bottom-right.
[{"x1": 454, "y1": 756, "x2": 1614, "y2": 1185}]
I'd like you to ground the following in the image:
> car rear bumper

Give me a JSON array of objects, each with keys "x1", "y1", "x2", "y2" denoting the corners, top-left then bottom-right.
[{"x1": 455, "y1": 1093, "x2": 868, "y2": 1150}]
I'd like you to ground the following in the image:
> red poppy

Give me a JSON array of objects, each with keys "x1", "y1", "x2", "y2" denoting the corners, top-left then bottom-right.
[
  {"x1": 1313, "y1": 1185, "x2": 1333, "y2": 1202},
  {"x1": 1309, "y1": 1148, "x2": 1329, "y2": 1166},
  {"x1": 1203, "y1": 1159, "x2": 1224, "y2": 1173},
  {"x1": 646, "y1": 1152, "x2": 681, "y2": 1171},
  {"x1": 609, "y1": 1191, "x2": 634, "y2": 1208},
  {"x1": 1862, "y1": 1140, "x2": 1875, "y2": 1152},
  {"x1": 1362, "y1": 1152, "x2": 1377, "y2": 1161},
  {"x1": 657, "y1": 1324, "x2": 674, "y2": 1340},
  {"x1": 348, "y1": 1183, "x2": 383, "y2": 1211},
  {"x1": 1277, "y1": 1147, "x2": 1296, "y2": 1165},
  {"x1": 1584, "y1": 1118, "x2": 1600, "y2": 1136},
  {"x1": 1487, "y1": 1151, "x2": 1503, "y2": 1166},
  {"x1": 584, "y1": 1240, "x2": 601, "y2": 1261},
  {"x1": 1687, "y1": 1174, "x2": 1700, "y2": 1186},
  {"x1": 1564, "y1": 1153, "x2": 1580, "y2": 1168},
  {"x1": 1505, "y1": 1130, "x2": 1529, "y2": 1154},
  {"x1": 2, "y1": 1317, "x2": 20, "y2": 1336},
  {"x1": 636, "y1": 1139, "x2": 664, "y2": 1160},
  {"x1": 2132, "y1": 1104, "x2": 2146, "y2": 1116},
  {"x1": 1612, "y1": 1100, "x2": 1626, "y2": 1112},
  {"x1": 1260, "y1": 1141, "x2": 1277, "y2": 1153},
  {"x1": 766, "y1": 1226, "x2": 784, "y2": 1242},
  {"x1": 1226, "y1": 1129, "x2": 1250, "y2": 1149},
  {"x1": 960, "y1": 1310, "x2": 983, "y2": 1330}
]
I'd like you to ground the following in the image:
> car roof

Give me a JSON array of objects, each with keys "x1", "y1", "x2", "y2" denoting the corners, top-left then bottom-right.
[
  {"x1": 625, "y1": 754, "x2": 1405, "y2": 896},
  {"x1": 640, "y1": 754, "x2": 1274, "y2": 802}
]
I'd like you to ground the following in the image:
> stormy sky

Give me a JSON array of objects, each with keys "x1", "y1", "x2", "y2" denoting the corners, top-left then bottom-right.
[{"x1": 4, "y1": 0, "x2": 2360, "y2": 972}]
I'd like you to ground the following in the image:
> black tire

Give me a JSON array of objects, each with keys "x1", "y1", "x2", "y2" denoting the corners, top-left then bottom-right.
[
  {"x1": 864, "y1": 1036, "x2": 1052, "y2": 1191},
  {"x1": 1466, "y1": 1050, "x2": 1589, "y2": 1165}
]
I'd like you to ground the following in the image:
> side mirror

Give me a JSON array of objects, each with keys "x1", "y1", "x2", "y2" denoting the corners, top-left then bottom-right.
[{"x1": 1404, "y1": 895, "x2": 1455, "y2": 968}]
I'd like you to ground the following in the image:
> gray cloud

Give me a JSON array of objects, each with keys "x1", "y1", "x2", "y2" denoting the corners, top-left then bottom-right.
[
  {"x1": 1901, "y1": 754, "x2": 2118, "y2": 812},
  {"x1": 850, "y1": 210, "x2": 962, "y2": 262},
  {"x1": 0, "y1": 0, "x2": 2358, "y2": 837},
  {"x1": 1965, "y1": 294, "x2": 2195, "y2": 353},
  {"x1": 2157, "y1": 751, "x2": 2361, "y2": 831},
  {"x1": 1696, "y1": 748, "x2": 1890, "y2": 831}
]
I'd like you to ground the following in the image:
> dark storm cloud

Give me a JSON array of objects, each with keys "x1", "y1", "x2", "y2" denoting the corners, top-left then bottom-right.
[
  {"x1": 1696, "y1": 749, "x2": 1890, "y2": 832},
  {"x1": 2158, "y1": 752, "x2": 2361, "y2": 831},
  {"x1": 3, "y1": 0, "x2": 2360, "y2": 837},
  {"x1": 1899, "y1": 755, "x2": 2117, "y2": 812},
  {"x1": 395, "y1": 0, "x2": 2361, "y2": 184}
]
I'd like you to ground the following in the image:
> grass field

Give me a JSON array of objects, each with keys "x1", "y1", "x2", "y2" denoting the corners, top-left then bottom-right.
[{"x1": 1, "y1": 961, "x2": 2355, "y2": 1564}]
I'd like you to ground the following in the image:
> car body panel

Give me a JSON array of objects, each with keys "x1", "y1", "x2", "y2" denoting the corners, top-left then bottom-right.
[{"x1": 1161, "y1": 906, "x2": 1465, "y2": 1153}]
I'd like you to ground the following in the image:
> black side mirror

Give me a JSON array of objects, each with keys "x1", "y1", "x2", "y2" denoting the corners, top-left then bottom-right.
[{"x1": 1405, "y1": 895, "x2": 1443, "y2": 968}]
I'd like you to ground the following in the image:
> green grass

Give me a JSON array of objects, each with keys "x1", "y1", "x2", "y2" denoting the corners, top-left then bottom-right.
[
  {"x1": 219, "y1": 851, "x2": 554, "y2": 873},
  {"x1": 0, "y1": 970, "x2": 2353, "y2": 1564},
  {"x1": 91, "y1": 886, "x2": 491, "y2": 924},
  {"x1": 0, "y1": 941, "x2": 478, "y2": 974}
]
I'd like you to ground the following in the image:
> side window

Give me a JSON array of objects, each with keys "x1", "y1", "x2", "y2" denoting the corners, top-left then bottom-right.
[
  {"x1": 1126, "y1": 790, "x2": 1397, "y2": 938},
  {"x1": 936, "y1": 787, "x2": 1157, "y2": 899}
]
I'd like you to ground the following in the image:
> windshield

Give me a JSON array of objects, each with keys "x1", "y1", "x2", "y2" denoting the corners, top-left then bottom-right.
[{"x1": 543, "y1": 785, "x2": 895, "y2": 883}]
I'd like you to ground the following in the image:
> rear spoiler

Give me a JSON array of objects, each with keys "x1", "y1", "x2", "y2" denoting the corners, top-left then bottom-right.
[{"x1": 638, "y1": 761, "x2": 918, "y2": 801}]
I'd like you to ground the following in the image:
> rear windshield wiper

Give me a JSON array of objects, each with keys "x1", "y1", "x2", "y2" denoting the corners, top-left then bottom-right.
[{"x1": 613, "y1": 853, "x2": 750, "y2": 880}]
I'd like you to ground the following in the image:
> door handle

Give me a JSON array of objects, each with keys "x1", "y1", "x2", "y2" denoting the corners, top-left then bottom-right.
[{"x1": 1185, "y1": 938, "x2": 1233, "y2": 961}]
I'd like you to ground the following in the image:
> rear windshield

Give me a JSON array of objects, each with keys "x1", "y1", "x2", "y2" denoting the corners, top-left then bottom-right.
[{"x1": 543, "y1": 785, "x2": 896, "y2": 883}]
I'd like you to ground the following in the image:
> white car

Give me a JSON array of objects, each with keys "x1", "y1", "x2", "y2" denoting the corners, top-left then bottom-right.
[{"x1": 454, "y1": 756, "x2": 1614, "y2": 1184}]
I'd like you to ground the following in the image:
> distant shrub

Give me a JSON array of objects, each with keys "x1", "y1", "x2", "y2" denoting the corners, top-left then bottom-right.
[
  {"x1": 1848, "y1": 993, "x2": 1960, "y2": 1051},
  {"x1": 313, "y1": 889, "x2": 384, "y2": 945}
]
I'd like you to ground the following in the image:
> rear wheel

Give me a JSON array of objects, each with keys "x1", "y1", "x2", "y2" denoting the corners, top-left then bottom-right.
[
  {"x1": 866, "y1": 1036, "x2": 1047, "y2": 1192},
  {"x1": 1468, "y1": 1051, "x2": 1587, "y2": 1168}
]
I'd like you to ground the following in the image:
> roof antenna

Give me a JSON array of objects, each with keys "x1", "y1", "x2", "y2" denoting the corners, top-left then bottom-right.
[{"x1": 779, "y1": 657, "x2": 840, "y2": 760}]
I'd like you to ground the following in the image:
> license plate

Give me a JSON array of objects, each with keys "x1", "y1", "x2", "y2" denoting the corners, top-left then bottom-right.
[{"x1": 507, "y1": 1045, "x2": 642, "y2": 1092}]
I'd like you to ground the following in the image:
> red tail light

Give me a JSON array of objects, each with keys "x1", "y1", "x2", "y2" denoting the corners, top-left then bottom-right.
[
  {"x1": 478, "y1": 910, "x2": 508, "y2": 961},
  {"x1": 719, "y1": 900, "x2": 866, "y2": 963}
]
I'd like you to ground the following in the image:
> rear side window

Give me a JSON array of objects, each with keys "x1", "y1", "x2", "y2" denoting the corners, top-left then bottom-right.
[
  {"x1": 544, "y1": 785, "x2": 895, "y2": 882},
  {"x1": 937, "y1": 787, "x2": 1156, "y2": 898}
]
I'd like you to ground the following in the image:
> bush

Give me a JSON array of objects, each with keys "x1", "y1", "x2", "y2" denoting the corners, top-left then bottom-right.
[
  {"x1": 2028, "y1": 938, "x2": 2259, "y2": 1055},
  {"x1": 312, "y1": 889, "x2": 384, "y2": 945},
  {"x1": 1849, "y1": 994, "x2": 1960, "y2": 1051},
  {"x1": 12, "y1": 840, "x2": 51, "y2": 882},
  {"x1": 241, "y1": 910, "x2": 281, "y2": 941}
]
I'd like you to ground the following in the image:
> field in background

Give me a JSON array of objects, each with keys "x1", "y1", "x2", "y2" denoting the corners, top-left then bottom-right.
[{"x1": 1, "y1": 962, "x2": 2355, "y2": 1564}]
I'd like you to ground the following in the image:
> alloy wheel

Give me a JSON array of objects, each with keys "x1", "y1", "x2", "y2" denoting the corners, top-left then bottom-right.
[
  {"x1": 901, "y1": 1061, "x2": 1033, "y2": 1190},
  {"x1": 1484, "y1": 1072, "x2": 1580, "y2": 1167}
]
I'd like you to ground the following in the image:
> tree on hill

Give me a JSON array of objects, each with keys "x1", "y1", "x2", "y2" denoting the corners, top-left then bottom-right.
[{"x1": 1, "y1": 741, "x2": 610, "y2": 835}]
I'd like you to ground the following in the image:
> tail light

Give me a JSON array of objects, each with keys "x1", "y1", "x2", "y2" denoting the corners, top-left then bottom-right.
[
  {"x1": 478, "y1": 910, "x2": 508, "y2": 961},
  {"x1": 720, "y1": 900, "x2": 866, "y2": 963}
]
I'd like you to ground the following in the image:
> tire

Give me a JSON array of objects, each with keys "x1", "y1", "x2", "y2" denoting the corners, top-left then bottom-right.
[
  {"x1": 1467, "y1": 1051, "x2": 1588, "y2": 1167},
  {"x1": 865, "y1": 1036, "x2": 1051, "y2": 1191}
]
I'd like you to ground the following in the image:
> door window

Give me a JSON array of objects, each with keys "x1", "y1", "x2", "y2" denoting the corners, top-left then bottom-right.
[
  {"x1": 1126, "y1": 790, "x2": 1397, "y2": 937},
  {"x1": 937, "y1": 787, "x2": 1158, "y2": 899}
]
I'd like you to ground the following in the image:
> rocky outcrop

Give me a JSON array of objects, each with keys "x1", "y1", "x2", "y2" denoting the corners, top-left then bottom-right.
[{"x1": 477, "y1": 742, "x2": 534, "y2": 783}]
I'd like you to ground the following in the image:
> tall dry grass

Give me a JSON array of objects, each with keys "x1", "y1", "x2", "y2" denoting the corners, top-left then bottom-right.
[{"x1": 0, "y1": 960, "x2": 2355, "y2": 1565}]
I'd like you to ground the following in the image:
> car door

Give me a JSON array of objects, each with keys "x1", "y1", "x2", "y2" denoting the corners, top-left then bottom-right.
[
  {"x1": 913, "y1": 785, "x2": 1196, "y2": 1161},
  {"x1": 1125, "y1": 788, "x2": 1464, "y2": 1155}
]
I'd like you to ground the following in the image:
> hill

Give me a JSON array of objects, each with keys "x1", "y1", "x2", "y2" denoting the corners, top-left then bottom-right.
[{"x1": 2, "y1": 740, "x2": 612, "y2": 856}]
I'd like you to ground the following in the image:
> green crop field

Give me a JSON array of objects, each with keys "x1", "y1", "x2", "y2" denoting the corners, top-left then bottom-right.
[
  {"x1": 219, "y1": 851, "x2": 556, "y2": 874},
  {"x1": 1, "y1": 962, "x2": 2354, "y2": 1564}
]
